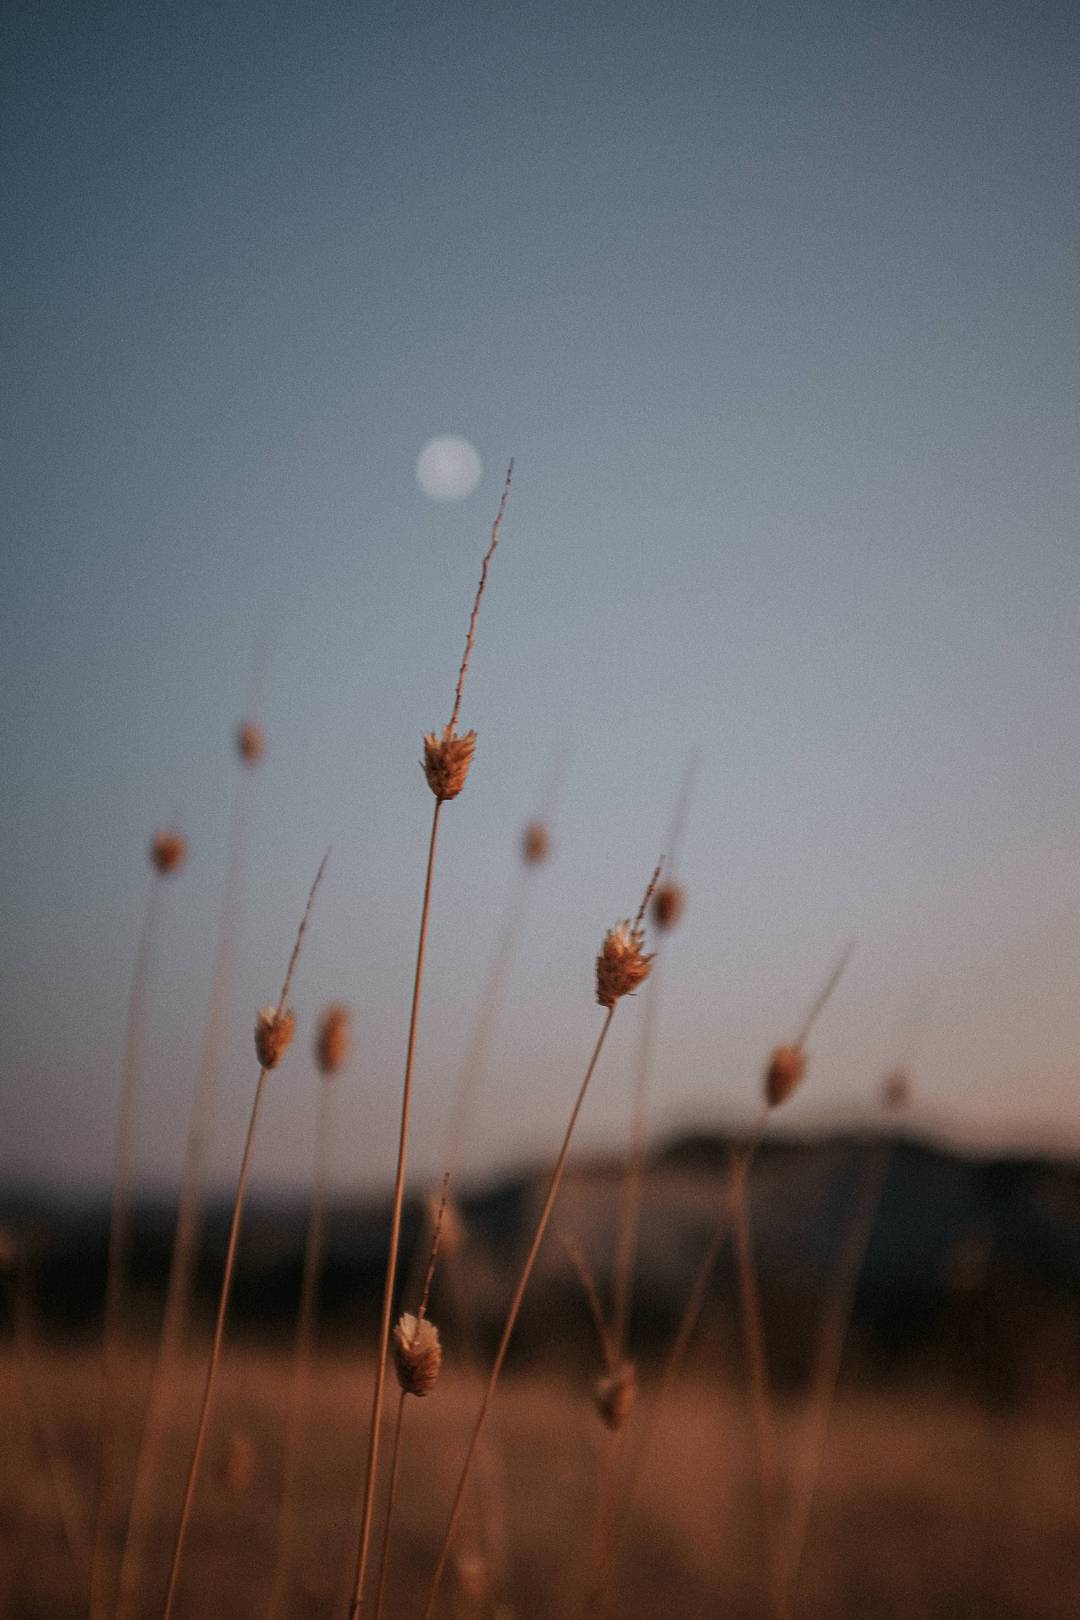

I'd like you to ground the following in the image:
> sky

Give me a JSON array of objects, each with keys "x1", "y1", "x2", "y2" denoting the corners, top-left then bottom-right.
[{"x1": 2, "y1": 0, "x2": 1079, "y2": 1197}]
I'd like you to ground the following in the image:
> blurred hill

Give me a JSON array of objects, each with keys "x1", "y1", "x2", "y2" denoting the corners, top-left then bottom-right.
[{"x1": 4, "y1": 1130, "x2": 1079, "y2": 1399}]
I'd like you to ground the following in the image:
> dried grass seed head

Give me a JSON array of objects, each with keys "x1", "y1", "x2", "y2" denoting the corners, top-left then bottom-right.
[
  {"x1": 422, "y1": 724, "x2": 477, "y2": 801},
  {"x1": 392, "y1": 1311, "x2": 442, "y2": 1396},
  {"x1": 882, "y1": 1069, "x2": 911, "y2": 1113},
  {"x1": 651, "y1": 879, "x2": 686, "y2": 933},
  {"x1": 150, "y1": 827, "x2": 187, "y2": 876},
  {"x1": 236, "y1": 720, "x2": 265, "y2": 766},
  {"x1": 594, "y1": 1362, "x2": 638, "y2": 1430},
  {"x1": 765, "y1": 1043, "x2": 806, "y2": 1108},
  {"x1": 315, "y1": 1002, "x2": 351, "y2": 1077},
  {"x1": 521, "y1": 821, "x2": 550, "y2": 865},
  {"x1": 255, "y1": 1005, "x2": 296, "y2": 1070},
  {"x1": 596, "y1": 919, "x2": 653, "y2": 1008}
]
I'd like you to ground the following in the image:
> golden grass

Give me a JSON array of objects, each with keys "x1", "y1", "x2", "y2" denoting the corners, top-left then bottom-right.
[
  {"x1": 161, "y1": 852, "x2": 328, "y2": 1620},
  {"x1": 349, "y1": 464, "x2": 513, "y2": 1619},
  {"x1": 4, "y1": 1345, "x2": 1079, "y2": 1619}
]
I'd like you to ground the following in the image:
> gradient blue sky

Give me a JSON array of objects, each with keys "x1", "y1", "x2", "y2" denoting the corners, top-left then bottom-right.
[{"x1": 3, "y1": 0, "x2": 1079, "y2": 1194}]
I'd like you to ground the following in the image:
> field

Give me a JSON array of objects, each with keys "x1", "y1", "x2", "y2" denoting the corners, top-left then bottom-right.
[{"x1": 5, "y1": 1341, "x2": 1080, "y2": 1619}]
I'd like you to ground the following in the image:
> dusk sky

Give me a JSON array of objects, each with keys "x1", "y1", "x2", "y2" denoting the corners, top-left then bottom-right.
[{"x1": 3, "y1": 0, "x2": 1079, "y2": 1196}]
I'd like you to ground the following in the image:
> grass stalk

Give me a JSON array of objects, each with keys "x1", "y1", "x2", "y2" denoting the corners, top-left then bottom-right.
[
  {"x1": 89, "y1": 875, "x2": 162, "y2": 1619},
  {"x1": 348, "y1": 465, "x2": 511, "y2": 1620},
  {"x1": 372, "y1": 1390, "x2": 408, "y2": 1620},
  {"x1": 3, "y1": 1264, "x2": 91, "y2": 1583},
  {"x1": 420, "y1": 1003, "x2": 618, "y2": 1620},
  {"x1": 348, "y1": 798, "x2": 443, "y2": 1618},
  {"x1": 373, "y1": 1175, "x2": 449, "y2": 1620},
  {"x1": 266, "y1": 1069, "x2": 338, "y2": 1619},
  {"x1": 161, "y1": 852, "x2": 327, "y2": 1620},
  {"x1": 730, "y1": 1154, "x2": 789, "y2": 1620},
  {"x1": 607, "y1": 1111, "x2": 767, "y2": 1583},
  {"x1": 421, "y1": 861, "x2": 659, "y2": 1620},
  {"x1": 781, "y1": 1137, "x2": 892, "y2": 1603},
  {"x1": 115, "y1": 770, "x2": 254, "y2": 1620}
]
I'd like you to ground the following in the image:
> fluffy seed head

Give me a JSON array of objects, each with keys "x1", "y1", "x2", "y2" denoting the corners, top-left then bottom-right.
[
  {"x1": 882, "y1": 1069, "x2": 911, "y2": 1113},
  {"x1": 315, "y1": 1002, "x2": 350, "y2": 1077},
  {"x1": 392, "y1": 1312, "x2": 442, "y2": 1396},
  {"x1": 255, "y1": 1005, "x2": 295, "y2": 1070},
  {"x1": 651, "y1": 880, "x2": 686, "y2": 933},
  {"x1": 596, "y1": 920, "x2": 653, "y2": 1008},
  {"x1": 594, "y1": 1362, "x2": 638, "y2": 1430},
  {"x1": 765, "y1": 1043, "x2": 807, "y2": 1108},
  {"x1": 422, "y1": 725, "x2": 477, "y2": 801},
  {"x1": 236, "y1": 721, "x2": 265, "y2": 766},
  {"x1": 521, "y1": 821, "x2": 550, "y2": 865},
  {"x1": 150, "y1": 828, "x2": 186, "y2": 876}
]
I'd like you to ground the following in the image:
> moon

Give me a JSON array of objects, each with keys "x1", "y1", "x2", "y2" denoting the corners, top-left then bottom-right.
[{"x1": 416, "y1": 435, "x2": 483, "y2": 502}]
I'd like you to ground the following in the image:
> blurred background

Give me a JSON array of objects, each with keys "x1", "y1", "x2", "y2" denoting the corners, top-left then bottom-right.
[{"x1": 3, "y1": 1, "x2": 1079, "y2": 1615}]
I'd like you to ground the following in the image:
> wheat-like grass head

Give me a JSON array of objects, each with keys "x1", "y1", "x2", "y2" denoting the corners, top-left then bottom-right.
[
  {"x1": 594, "y1": 1362, "x2": 638, "y2": 1430},
  {"x1": 596, "y1": 920, "x2": 653, "y2": 1008},
  {"x1": 255, "y1": 1005, "x2": 296, "y2": 1070},
  {"x1": 315, "y1": 1002, "x2": 350, "y2": 1077},
  {"x1": 150, "y1": 828, "x2": 187, "y2": 876},
  {"x1": 236, "y1": 721, "x2": 265, "y2": 766},
  {"x1": 422, "y1": 725, "x2": 477, "y2": 801},
  {"x1": 765, "y1": 1043, "x2": 806, "y2": 1107},
  {"x1": 392, "y1": 1312, "x2": 442, "y2": 1397},
  {"x1": 521, "y1": 821, "x2": 550, "y2": 865}
]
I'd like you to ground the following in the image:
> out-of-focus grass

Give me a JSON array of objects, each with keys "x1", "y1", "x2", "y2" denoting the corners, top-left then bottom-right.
[{"x1": 3, "y1": 1347, "x2": 1079, "y2": 1618}]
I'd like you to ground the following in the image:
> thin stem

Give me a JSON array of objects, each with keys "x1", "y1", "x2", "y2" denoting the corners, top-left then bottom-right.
[
  {"x1": 448, "y1": 464, "x2": 512, "y2": 735},
  {"x1": 161, "y1": 854, "x2": 326, "y2": 1620},
  {"x1": 115, "y1": 768, "x2": 255, "y2": 1620},
  {"x1": 795, "y1": 940, "x2": 854, "y2": 1049},
  {"x1": 421, "y1": 1006, "x2": 618, "y2": 1620},
  {"x1": 160, "y1": 1066, "x2": 271, "y2": 1620},
  {"x1": 559, "y1": 1230, "x2": 616, "y2": 1372},
  {"x1": 609, "y1": 1108, "x2": 769, "y2": 1575},
  {"x1": 266, "y1": 1075, "x2": 337, "y2": 1619},
  {"x1": 781, "y1": 1140, "x2": 891, "y2": 1603},
  {"x1": 731, "y1": 1156, "x2": 789, "y2": 1620},
  {"x1": 372, "y1": 1391, "x2": 407, "y2": 1620},
  {"x1": 4, "y1": 1272, "x2": 91, "y2": 1582},
  {"x1": 90, "y1": 877, "x2": 161, "y2": 1619},
  {"x1": 349, "y1": 800, "x2": 443, "y2": 1619},
  {"x1": 610, "y1": 960, "x2": 659, "y2": 1358}
]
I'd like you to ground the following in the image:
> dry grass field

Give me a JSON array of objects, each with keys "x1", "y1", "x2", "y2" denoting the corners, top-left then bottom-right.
[{"x1": 4, "y1": 1345, "x2": 1079, "y2": 1619}]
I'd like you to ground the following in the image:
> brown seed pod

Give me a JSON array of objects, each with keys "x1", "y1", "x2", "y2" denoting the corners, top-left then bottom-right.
[
  {"x1": 149, "y1": 828, "x2": 187, "y2": 876},
  {"x1": 764, "y1": 1043, "x2": 807, "y2": 1108},
  {"x1": 650, "y1": 880, "x2": 685, "y2": 933},
  {"x1": 254, "y1": 1005, "x2": 296, "y2": 1070},
  {"x1": 422, "y1": 724, "x2": 477, "y2": 801},
  {"x1": 315, "y1": 1002, "x2": 350, "y2": 1077},
  {"x1": 594, "y1": 1362, "x2": 638, "y2": 1431},
  {"x1": 521, "y1": 821, "x2": 550, "y2": 865},
  {"x1": 596, "y1": 920, "x2": 653, "y2": 1009},
  {"x1": 392, "y1": 1312, "x2": 442, "y2": 1397},
  {"x1": 236, "y1": 721, "x2": 265, "y2": 767},
  {"x1": 881, "y1": 1069, "x2": 911, "y2": 1113}
]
